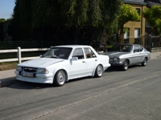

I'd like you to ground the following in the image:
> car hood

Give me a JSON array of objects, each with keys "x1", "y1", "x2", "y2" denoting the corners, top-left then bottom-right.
[
  {"x1": 104, "y1": 51, "x2": 129, "y2": 58},
  {"x1": 18, "y1": 58, "x2": 65, "y2": 68}
]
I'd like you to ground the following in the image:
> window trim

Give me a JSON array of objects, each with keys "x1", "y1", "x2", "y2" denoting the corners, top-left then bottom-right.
[
  {"x1": 83, "y1": 47, "x2": 96, "y2": 59},
  {"x1": 72, "y1": 48, "x2": 84, "y2": 60}
]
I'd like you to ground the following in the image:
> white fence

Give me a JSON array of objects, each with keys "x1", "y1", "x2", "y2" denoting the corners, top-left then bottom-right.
[
  {"x1": 0, "y1": 46, "x2": 161, "y2": 64},
  {"x1": 0, "y1": 47, "x2": 48, "y2": 63}
]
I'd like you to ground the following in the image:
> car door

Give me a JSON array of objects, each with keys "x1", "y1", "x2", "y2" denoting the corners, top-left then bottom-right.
[
  {"x1": 134, "y1": 45, "x2": 142, "y2": 64},
  {"x1": 138, "y1": 45, "x2": 145, "y2": 62},
  {"x1": 83, "y1": 47, "x2": 97, "y2": 75},
  {"x1": 69, "y1": 48, "x2": 86, "y2": 79},
  {"x1": 132, "y1": 45, "x2": 142, "y2": 64}
]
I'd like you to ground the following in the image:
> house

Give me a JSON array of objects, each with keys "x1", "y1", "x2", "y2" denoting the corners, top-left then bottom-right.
[{"x1": 122, "y1": 0, "x2": 147, "y2": 45}]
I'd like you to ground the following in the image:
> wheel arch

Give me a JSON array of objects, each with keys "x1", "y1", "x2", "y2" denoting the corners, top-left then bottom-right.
[
  {"x1": 145, "y1": 56, "x2": 148, "y2": 60},
  {"x1": 124, "y1": 59, "x2": 130, "y2": 65},
  {"x1": 53, "y1": 68, "x2": 68, "y2": 83},
  {"x1": 92, "y1": 63, "x2": 104, "y2": 76}
]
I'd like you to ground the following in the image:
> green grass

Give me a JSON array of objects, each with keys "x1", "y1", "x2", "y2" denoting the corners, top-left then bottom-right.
[
  {"x1": 0, "y1": 51, "x2": 46, "y2": 71},
  {"x1": 0, "y1": 62, "x2": 18, "y2": 71}
]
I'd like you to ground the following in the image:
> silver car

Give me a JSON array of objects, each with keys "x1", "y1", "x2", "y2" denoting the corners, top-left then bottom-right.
[{"x1": 102, "y1": 44, "x2": 151, "y2": 70}]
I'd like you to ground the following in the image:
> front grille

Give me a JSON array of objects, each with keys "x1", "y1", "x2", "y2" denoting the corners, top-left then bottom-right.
[
  {"x1": 110, "y1": 58, "x2": 113, "y2": 62},
  {"x1": 23, "y1": 67, "x2": 37, "y2": 72}
]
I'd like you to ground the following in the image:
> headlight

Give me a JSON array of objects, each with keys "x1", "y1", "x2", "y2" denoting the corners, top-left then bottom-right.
[
  {"x1": 16, "y1": 66, "x2": 22, "y2": 71},
  {"x1": 113, "y1": 57, "x2": 119, "y2": 62},
  {"x1": 37, "y1": 68, "x2": 49, "y2": 74}
]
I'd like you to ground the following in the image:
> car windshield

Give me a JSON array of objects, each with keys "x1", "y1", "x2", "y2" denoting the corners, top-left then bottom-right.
[
  {"x1": 111, "y1": 45, "x2": 132, "y2": 52},
  {"x1": 42, "y1": 47, "x2": 72, "y2": 59}
]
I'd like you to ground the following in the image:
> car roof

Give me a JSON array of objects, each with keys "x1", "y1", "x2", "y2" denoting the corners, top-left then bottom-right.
[
  {"x1": 51, "y1": 45, "x2": 92, "y2": 49},
  {"x1": 116, "y1": 44, "x2": 142, "y2": 46},
  {"x1": 116, "y1": 44, "x2": 132, "y2": 46}
]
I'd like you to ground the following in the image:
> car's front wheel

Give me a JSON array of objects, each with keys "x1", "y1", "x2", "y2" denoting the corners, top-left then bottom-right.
[
  {"x1": 95, "y1": 65, "x2": 103, "y2": 77},
  {"x1": 141, "y1": 58, "x2": 147, "y2": 66},
  {"x1": 54, "y1": 70, "x2": 67, "y2": 86},
  {"x1": 122, "y1": 60, "x2": 129, "y2": 71}
]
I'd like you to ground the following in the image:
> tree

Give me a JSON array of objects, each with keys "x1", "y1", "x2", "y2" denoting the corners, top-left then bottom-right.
[
  {"x1": 0, "y1": 19, "x2": 6, "y2": 41},
  {"x1": 9, "y1": 0, "x2": 123, "y2": 48},
  {"x1": 0, "y1": 18, "x2": 6, "y2": 23},
  {"x1": 143, "y1": 6, "x2": 161, "y2": 35},
  {"x1": 118, "y1": 4, "x2": 140, "y2": 43},
  {"x1": 58, "y1": 0, "x2": 123, "y2": 48},
  {"x1": 8, "y1": 0, "x2": 33, "y2": 41}
]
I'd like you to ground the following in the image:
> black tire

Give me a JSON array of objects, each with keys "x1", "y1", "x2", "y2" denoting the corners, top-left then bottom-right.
[
  {"x1": 95, "y1": 65, "x2": 103, "y2": 77},
  {"x1": 54, "y1": 70, "x2": 67, "y2": 86},
  {"x1": 122, "y1": 60, "x2": 128, "y2": 71},
  {"x1": 141, "y1": 58, "x2": 147, "y2": 66}
]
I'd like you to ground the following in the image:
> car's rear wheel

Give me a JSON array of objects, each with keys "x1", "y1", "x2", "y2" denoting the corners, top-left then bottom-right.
[
  {"x1": 122, "y1": 60, "x2": 128, "y2": 71},
  {"x1": 95, "y1": 65, "x2": 103, "y2": 77},
  {"x1": 54, "y1": 70, "x2": 67, "y2": 86},
  {"x1": 141, "y1": 58, "x2": 147, "y2": 66}
]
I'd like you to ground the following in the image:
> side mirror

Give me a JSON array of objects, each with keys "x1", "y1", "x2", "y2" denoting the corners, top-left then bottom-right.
[
  {"x1": 40, "y1": 55, "x2": 43, "y2": 58},
  {"x1": 71, "y1": 57, "x2": 78, "y2": 61}
]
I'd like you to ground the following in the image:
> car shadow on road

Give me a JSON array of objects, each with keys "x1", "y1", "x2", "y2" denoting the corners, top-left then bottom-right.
[
  {"x1": 0, "y1": 76, "x2": 94, "y2": 90},
  {"x1": 0, "y1": 78, "x2": 57, "y2": 89},
  {"x1": 106, "y1": 65, "x2": 143, "y2": 72}
]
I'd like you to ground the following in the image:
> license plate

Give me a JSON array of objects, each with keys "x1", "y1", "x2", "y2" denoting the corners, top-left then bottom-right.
[{"x1": 22, "y1": 72, "x2": 33, "y2": 77}]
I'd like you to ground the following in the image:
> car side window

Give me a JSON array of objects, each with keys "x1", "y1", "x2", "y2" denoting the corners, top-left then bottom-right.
[
  {"x1": 138, "y1": 45, "x2": 143, "y2": 52},
  {"x1": 72, "y1": 48, "x2": 84, "y2": 59},
  {"x1": 84, "y1": 48, "x2": 96, "y2": 59},
  {"x1": 121, "y1": 45, "x2": 132, "y2": 52},
  {"x1": 134, "y1": 45, "x2": 139, "y2": 52}
]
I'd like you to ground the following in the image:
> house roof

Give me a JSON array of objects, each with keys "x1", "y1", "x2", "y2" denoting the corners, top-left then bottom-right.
[
  {"x1": 144, "y1": 0, "x2": 161, "y2": 3},
  {"x1": 123, "y1": 0, "x2": 147, "y2": 6},
  {"x1": 144, "y1": 0, "x2": 161, "y2": 8}
]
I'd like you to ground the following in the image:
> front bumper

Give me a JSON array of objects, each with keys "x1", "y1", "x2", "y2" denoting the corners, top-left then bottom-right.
[
  {"x1": 110, "y1": 61, "x2": 123, "y2": 66},
  {"x1": 15, "y1": 70, "x2": 54, "y2": 84}
]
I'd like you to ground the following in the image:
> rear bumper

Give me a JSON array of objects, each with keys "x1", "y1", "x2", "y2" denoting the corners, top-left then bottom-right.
[{"x1": 104, "y1": 63, "x2": 111, "y2": 70}]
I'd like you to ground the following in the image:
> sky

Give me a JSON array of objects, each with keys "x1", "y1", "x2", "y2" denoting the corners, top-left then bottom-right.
[{"x1": 0, "y1": 0, "x2": 15, "y2": 19}]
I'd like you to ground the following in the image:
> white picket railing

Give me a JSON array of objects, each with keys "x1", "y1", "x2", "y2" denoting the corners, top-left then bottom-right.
[
  {"x1": 0, "y1": 46, "x2": 161, "y2": 64},
  {"x1": 0, "y1": 47, "x2": 48, "y2": 63}
]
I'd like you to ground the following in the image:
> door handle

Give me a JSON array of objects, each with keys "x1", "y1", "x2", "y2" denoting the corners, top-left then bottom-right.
[
  {"x1": 82, "y1": 61, "x2": 85, "y2": 63},
  {"x1": 95, "y1": 59, "x2": 97, "y2": 61}
]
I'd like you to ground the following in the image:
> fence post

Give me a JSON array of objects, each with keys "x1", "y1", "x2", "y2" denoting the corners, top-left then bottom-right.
[{"x1": 17, "y1": 47, "x2": 21, "y2": 63}]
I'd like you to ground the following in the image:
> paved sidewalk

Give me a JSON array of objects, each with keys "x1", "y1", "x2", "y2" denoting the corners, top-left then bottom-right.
[
  {"x1": 0, "y1": 52, "x2": 161, "y2": 81},
  {"x1": 0, "y1": 69, "x2": 16, "y2": 80},
  {"x1": 150, "y1": 51, "x2": 161, "y2": 59}
]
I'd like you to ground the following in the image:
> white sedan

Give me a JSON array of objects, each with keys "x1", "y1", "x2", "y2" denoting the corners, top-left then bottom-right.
[{"x1": 15, "y1": 45, "x2": 111, "y2": 86}]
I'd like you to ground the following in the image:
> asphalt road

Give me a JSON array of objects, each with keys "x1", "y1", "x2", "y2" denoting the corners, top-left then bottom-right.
[{"x1": 0, "y1": 58, "x2": 161, "y2": 120}]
